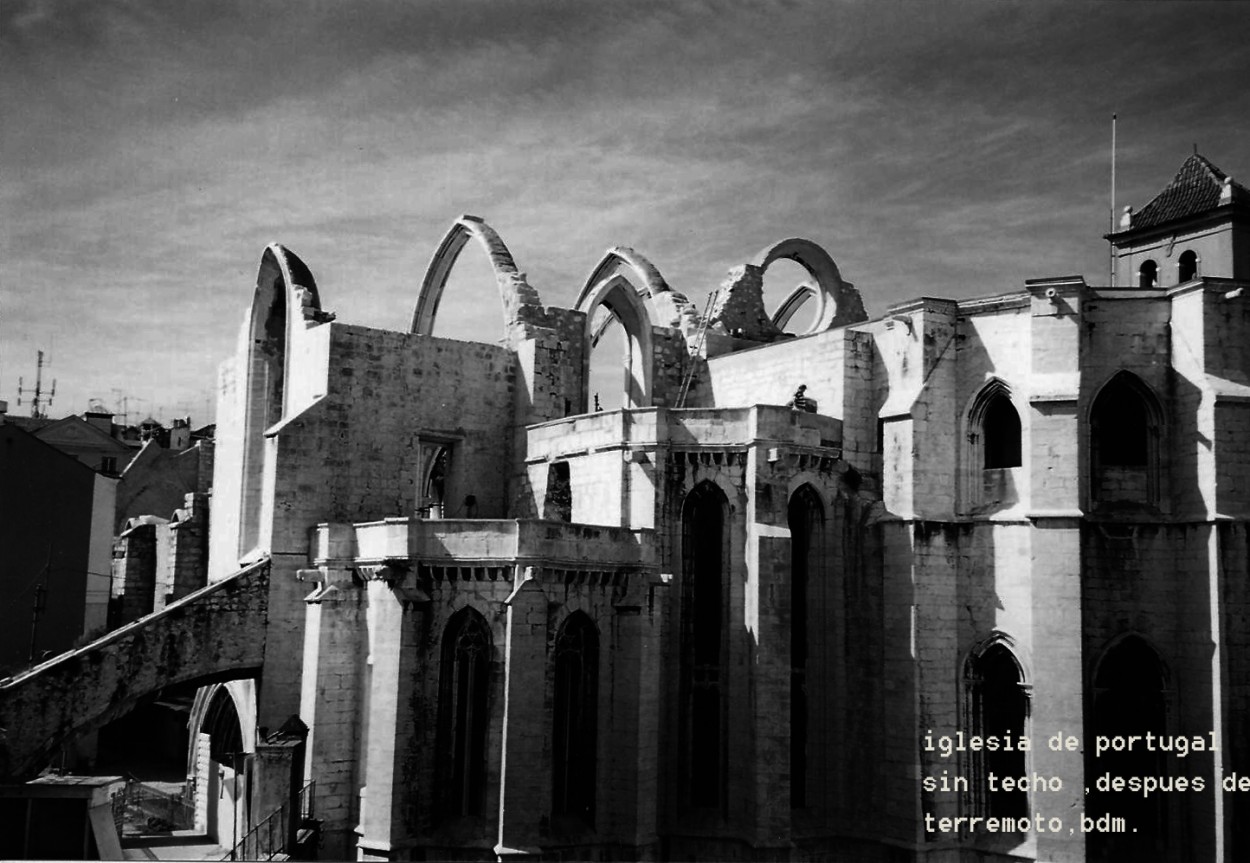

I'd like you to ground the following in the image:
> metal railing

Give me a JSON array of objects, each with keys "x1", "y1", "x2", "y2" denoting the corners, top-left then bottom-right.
[
  {"x1": 223, "y1": 780, "x2": 315, "y2": 861},
  {"x1": 110, "y1": 777, "x2": 195, "y2": 835}
]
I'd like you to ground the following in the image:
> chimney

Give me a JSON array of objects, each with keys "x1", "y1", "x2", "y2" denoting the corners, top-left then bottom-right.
[{"x1": 84, "y1": 411, "x2": 114, "y2": 435}]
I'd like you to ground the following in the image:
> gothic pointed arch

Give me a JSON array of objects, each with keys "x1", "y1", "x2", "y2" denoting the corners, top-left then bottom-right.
[
  {"x1": 551, "y1": 611, "x2": 599, "y2": 826},
  {"x1": 577, "y1": 245, "x2": 702, "y2": 336},
  {"x1": 752, "y1": 237, "x2": 868, "y2": 330},
  {"x1": 238, "y1": 244, "x2": 322, "y2": 557},
  {"x1": 410, "y1": 215, "x2": 544, "y2": 338},
  {"x1": 1089, "y1": 634, "x2": 1171, "y2": 859},
  {"x1": 576, "y1": 246, "x2": 671, "y2": 306},
  {"x1": 788, "y1": 483, "x2": 825, "y2": 809},
  {"x1": 963, "y1": 634, "x2": 1030, "y2": 823},
  {"x1": 679, "y1": 480, "x2": 730, "y2": 810},
  {"x1": 961, "y1": 378, "x2": 1024, "y2": 513},
  {"x1": 577, "y1": 273, "x2": 655, "y2": 411},
  {"x1": 436, "y1": 606, "x2": 494, "y2": 820},
  {"x1": 1088, "y1": 370, "x2": 1163, "y2": 509}
]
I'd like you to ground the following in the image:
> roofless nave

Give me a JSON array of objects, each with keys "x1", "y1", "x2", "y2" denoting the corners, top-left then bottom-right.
[{"x1": 2, "y1": 153, "x2": 1250, "y2": 863}]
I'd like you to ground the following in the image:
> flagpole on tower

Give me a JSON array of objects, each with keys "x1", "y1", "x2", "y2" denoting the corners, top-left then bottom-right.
[{"x1": 1110, "y1": 112, "x2": 1117, "y2": 287}]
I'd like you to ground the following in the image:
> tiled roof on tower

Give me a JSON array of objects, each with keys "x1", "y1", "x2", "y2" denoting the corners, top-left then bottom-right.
[{"x1": 1130, "y1": 153, "x2": 1250, "y2": 231}]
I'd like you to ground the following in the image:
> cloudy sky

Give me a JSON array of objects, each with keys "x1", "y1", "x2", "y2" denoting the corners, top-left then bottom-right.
[{"x1": 3, "y1": 1, "x2": 1250, "y2": 423}]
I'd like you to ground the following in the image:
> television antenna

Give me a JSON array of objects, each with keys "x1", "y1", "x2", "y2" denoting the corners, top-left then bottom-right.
[{"x1": 17, "y1": 350, "x2": 56, "y2": 419}]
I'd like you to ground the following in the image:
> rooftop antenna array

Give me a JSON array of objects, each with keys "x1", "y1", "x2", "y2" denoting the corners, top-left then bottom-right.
[{"x1": 17, "y1": 350, "x2": 56, "y2": 419}]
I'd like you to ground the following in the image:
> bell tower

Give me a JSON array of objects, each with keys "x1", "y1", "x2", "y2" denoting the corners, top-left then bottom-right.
[{"x1": 1108, "y1": 153, "x2": 1250, "y2": 287}]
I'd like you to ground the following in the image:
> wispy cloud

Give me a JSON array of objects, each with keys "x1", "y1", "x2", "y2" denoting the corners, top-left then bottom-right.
[{"x1": 3, "y1": 1, "x2": 1250, "y2": 418}]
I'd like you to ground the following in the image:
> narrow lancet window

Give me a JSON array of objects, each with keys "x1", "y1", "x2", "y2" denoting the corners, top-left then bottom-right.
[
  {"x1": 437, "y1": 608, "x2": 491, "y2": 818},
  {"x1": 681, "y1": 481, "x2": 728, "y2": 809},
  {"x1": 552, "y1": 613, "x2": 598, "y2": 825},
  {"x1": 788, "y1": 485, "x2": 823, "y2": 808}
]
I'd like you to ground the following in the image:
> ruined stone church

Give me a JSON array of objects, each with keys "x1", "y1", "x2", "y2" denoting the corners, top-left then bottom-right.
[{"x1": 197, "y1": 154, "x2": 1250, "y2": 862}]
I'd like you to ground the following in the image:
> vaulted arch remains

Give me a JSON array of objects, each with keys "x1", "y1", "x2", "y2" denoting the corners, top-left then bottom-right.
[
  {"x1": 410, "y1": 215, "x2": 545, "y2": 341},
  {"x1": 578, "y1": 246, "x2": 700, "y2": 337},
  {"x1": 578, "y1": 273, "x2": 655, "y2": 412},
  {"x1": 753, "y1": 238, "x2": 868, "y2": 333},
  {"x1": 239, "y1": 244, "x2": 323, "y2": 558}
]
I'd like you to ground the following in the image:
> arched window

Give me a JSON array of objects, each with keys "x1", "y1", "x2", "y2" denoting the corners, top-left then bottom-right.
[
  {"x1": 965, "y1": 642, "x2": 1029, "y2": 821},
  {"x1": 788, "y1": 485, "x2": 823, "y2": 809},
  {"x1": 1090, "y1": 637, "x2": 1169, "y2": 860},
  {"x1": 204, "y1": 687, "x2": 244, "y2": 764},
  {"x1": 552, "y1": 613, "x2": 598, "y2": 825},
  {"x1": 964, "y1": 381, "x2": 1023, "y2": 512},
  {"x1": 1178, "y1": 250, "x2": 1198, "y2": 282},
  {"x1": 424, "y1": 446, "x2": 449, "y2": 518},
  {"x1": 1139, "y1": 259, "x2": 1158, "y2": 288},
  {"x1": 1091, "y1": 376, "x2": 1148, "y2": 467},
  {"x1": 680, "y1": 481, "x2": 728, "y2": 809},
  {"x1": 1090, "y1": 372, "x2": 1161, "y2": 508},
  {"x1": 437, "y1": 608, "x2": 492, "y2": 819},
  {"x1": 982, "y1": 394, "x2": 1022, "y2": 469}
]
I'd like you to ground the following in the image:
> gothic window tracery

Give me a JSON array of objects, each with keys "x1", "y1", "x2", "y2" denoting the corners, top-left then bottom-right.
[{"x1": 437, "y1": 608, "x2": 491, "y2": 819}]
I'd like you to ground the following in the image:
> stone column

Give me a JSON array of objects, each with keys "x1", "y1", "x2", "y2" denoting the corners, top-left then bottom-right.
[
  {"x1": 297, "y1": 565, "x2": 365, "y2": 861},
  {"x1": 494, "y1": 569, "x2": 548, "y2": 858},
  {"x1": 609, "y1": 573, "x2": 668, "y2": 855},
  {"x1": 357, "y1": 564, "x2": 428, "y2": 862}
]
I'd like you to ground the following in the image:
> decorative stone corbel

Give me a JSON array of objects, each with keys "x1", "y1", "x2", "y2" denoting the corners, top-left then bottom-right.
[
  {"x1": 357, "y1": 560, "x2": 431, "y2": 606},
  {"x1": 297, "y1": 566, "x2": 358, "y2": 603}
]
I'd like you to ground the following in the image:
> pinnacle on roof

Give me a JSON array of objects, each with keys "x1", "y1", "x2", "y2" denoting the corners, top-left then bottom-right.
[{"x1": 1129, "y1": 153, "x2": 1250, "y2": 232}]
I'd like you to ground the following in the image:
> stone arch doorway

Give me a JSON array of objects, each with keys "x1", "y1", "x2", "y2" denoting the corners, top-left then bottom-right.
[{"x1": 188, "y1": 681, "x2": 257, "y2": 848}]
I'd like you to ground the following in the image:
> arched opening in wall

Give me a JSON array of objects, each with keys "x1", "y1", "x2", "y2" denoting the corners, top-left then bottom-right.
[
  {"x1": 982, "y1": 395, "x2": 1022, "y2": 469},
  {"x1": 1090, "y1": 371, "x2": 1159, "y2": 508},
  {"x1": 552, "y1": 612, "x2": 599, "y2": 829},
  {"x1": 1089, "y1": 637, "x2": 1169, "y2": 861},
  {"x1": 964, "y1": 642, "x2": 1029, "y2": 823},
  {"x1": 1139, "y1": 259, "x2": 1158, "y2": 288},
  {"x1": 201, "y1": 686, "x2": 248, "y2": 847},
  {"x1": 764, "y1": 259, "x2": 821, "y2": 335},
  {"x1": 680, "y1": 481, "x2": 729, "y2": 810},
  {"x1": 587, "y1": 308, "x2": 629, "y2": 412},
  {"x1": 204, "y1": 687, "x2": 244, "y2": 763},
  {"x1": 430, "y1": 242, "x2": 502, "y2": 342},
  {"x1": 423, "y1": 446, "x2": 449, "y2": 518},
  {"x1": 965, "y1": 381, "x2": 1023, "y2": 512},
  {"x1": 542, "y1": 461, "x2": 572, "y2": 522},
  {"x1": 1178, "y1": 250, "x2": 1198, "y2": 283},
  {"x1": 788, "y1": 485, "x2": 824, "y2": 809},
  {"x1": 436, "y1": 608, "x2": 492, "y2": 821},
  {"x1": 578, "y1": 273, "x2": 654, "y2": 414}
]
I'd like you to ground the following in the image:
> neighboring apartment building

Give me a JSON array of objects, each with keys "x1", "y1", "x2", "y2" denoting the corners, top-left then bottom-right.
[
  {"x1": 188, "y1": 154, "x2": 1250, "y2": 863},
  {"x1": 0, "y1": 417, "x2": 115, "y2": 676}
]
